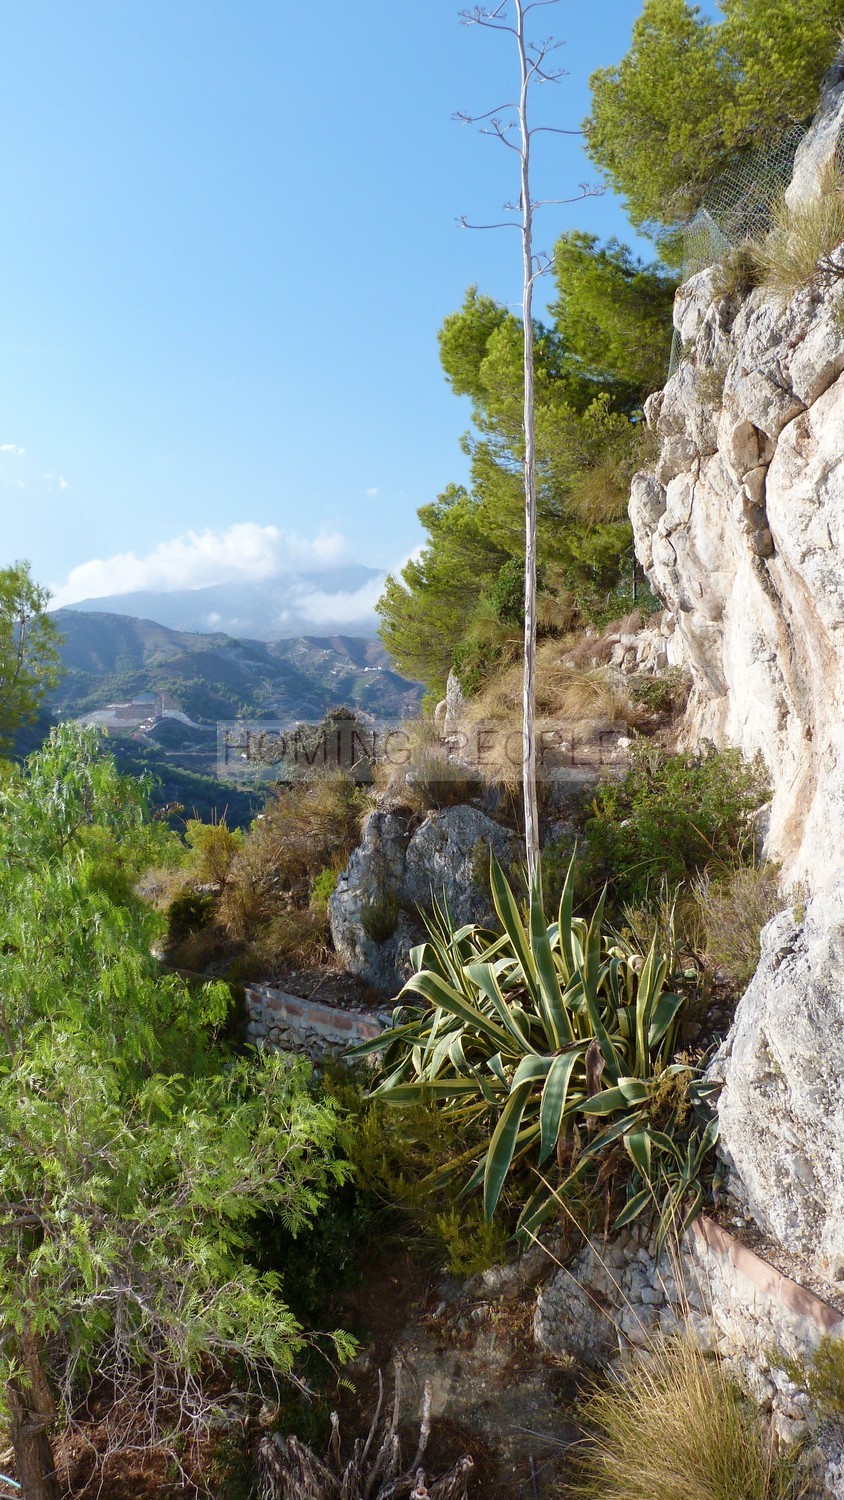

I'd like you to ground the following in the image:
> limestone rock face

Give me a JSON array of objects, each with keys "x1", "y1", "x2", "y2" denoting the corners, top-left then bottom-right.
[
  {"x1": 630, "y1": 80, "x2": 844, "y2": 1282},
  {"x1": 786, "y1": 76, "x2": 844, "y2": 210},
  {"x1": 717, "y1": 888, "x2": 844, "y2": 1281},
  {"x1": 631, "y1": 252, "x2": 844, "y2": 894},
  {"x1": 329, "y1": 804, "x2": 520, "y2": 993}
]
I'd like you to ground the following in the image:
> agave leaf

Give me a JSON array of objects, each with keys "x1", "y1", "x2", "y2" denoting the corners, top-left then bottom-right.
[
  {"x1": 635, "y1": 934, "x2": 668, "y2": 1071},
  {"x1": 555, "y1": 847, "x2": 578, "y2": 980},
  {"x1": 464, "y1": 961, "x2": 538, "y2": 1054},
  {"x1": 647, "y1": 1127, "x2": 685, "y2": 1164},
  {"x1": 648, "y1": 989, "x2": 685, "y2": 1050},
  {"x1": 539, "y1": 1047, "x2": 586, "y2": 1163},
  {"x1": 615, "y1": 1186, "x2": 652, "y2": 1230},
  {"x1": 404, "y1": 971, "x2": 511, "y2": 1049},
  {"x1": 579, "y1": 977, "x2": 622, "y2": 1084},
  {"x1": 624, "y1": 1128, "x2": 652, "y2": 1176},
  {"x1": 483, "y1": 1079, "x2": 533, "y2": 1219},
  {"x1": 489, "y1": 851, "x2": 540, "y2": 1003},
  {"x1": 529, "y1": 873, "x2": 575, "y2": 1048},
  {"x1": 583, "y1": 885, "x2": 608, "y2": 996},
  {"x1": 567, "y1": 1109, "x2": 645, "y2": 1171},
  {"x1": 506, "y1": 1053, "x2": 549, "y2": 1092},
  {"x1": 347, "y1": 1022, "x2": 422, "y2": 1059},
  {"x1": 580, "y1": 1080, "x2": 649, "y2": 1116}
]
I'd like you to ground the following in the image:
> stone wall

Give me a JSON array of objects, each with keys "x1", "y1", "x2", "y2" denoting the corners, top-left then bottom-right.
[
  {"x1": 535, "y1": 1216, "x2": 844, "y2": 1484},
  {"x1": 243, "y1": 981, "x2": 384, "y2": 1060}
]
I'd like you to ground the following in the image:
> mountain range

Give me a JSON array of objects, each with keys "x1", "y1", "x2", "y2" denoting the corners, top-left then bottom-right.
[{"x1": 51, "y1": 609, "x2": 422, "y2": 724}]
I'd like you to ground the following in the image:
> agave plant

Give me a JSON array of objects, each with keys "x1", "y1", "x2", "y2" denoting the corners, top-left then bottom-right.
[{"x1": 353, "y1": 853, "x2": 718, "y2": 1248}]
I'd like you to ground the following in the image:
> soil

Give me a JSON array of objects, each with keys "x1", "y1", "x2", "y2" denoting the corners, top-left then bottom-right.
[{"x1": 331, "y1": 1247, "x2": 579, "y2": 1499}]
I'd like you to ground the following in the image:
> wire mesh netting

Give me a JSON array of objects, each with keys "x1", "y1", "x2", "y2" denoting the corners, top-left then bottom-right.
[{"x1": 667, "y1": 122, "x2": 806, "y2": 374}]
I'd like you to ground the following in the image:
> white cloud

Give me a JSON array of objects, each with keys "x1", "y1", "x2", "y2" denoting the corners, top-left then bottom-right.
[
  {"x1": 50, "y1": 522, "x2": 356, "y2": 608},
  {"x1": 295, "y1": 573, "x2": 387, "y2": 627},
  {"x1": 365, "y1": 487, "x2": 380, "y2": 498},
  {"x1": 0, "y1": 443, "x2": 25, "y2": 456}
]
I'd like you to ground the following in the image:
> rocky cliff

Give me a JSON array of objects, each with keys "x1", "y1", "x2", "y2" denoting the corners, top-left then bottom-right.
[{"x1": 630, "y1": 77, "x2": 844, "y2": 1280}]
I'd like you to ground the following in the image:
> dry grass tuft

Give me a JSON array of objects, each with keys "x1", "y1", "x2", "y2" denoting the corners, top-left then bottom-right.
[
  {"x1": 218, "y1": 772, "x2": 364, "y2": 940},
  {"x1": 712, "y1": 241, "x2": 762, "y2": 302},
  {"x1": 692, "y1": 862, "x2": 788, "y2": 990},
  {"x1": 570, "y1": 1334, "x2": 807, "y2": 1500},
  {"x1": 754, "y1": 162, "x2": 844, "y2": 296},
  {"x1": 373, "y1": 716, "x2": 482, "y2": 813}
]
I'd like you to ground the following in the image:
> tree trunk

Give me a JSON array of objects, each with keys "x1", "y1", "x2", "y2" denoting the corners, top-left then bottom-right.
[{"x1": 6, "y1": 1333, "x2": 59, "y2": 1500}]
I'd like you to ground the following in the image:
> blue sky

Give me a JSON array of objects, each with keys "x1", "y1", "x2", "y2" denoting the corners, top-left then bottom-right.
[{"x1": 1, "y1": 1, "x2": 651, "y2": 620}]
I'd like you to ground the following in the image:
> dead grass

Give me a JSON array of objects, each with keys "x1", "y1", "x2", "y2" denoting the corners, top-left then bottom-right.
[
  {"x1": 373, "y1": 716, "x2": 482, "y2": 813},
  {"x1": 692, "y1": 863, "x2": 788, "y2": 990},
  {"x1": 712, "y1": 241, "x2": 762, "y2": 302},
  {"x1": 569, "y1": 1334, "x2": 807, "y2": 1500},
  {"x1": 471, "y1": 642, "x2": 638, "y2": 728},
  {"x1": 218, "y1": 772, "x2": 365, "y2": 939},
  {"x1": 754, "y1": 161, "x2": 844, "y2": 296}
]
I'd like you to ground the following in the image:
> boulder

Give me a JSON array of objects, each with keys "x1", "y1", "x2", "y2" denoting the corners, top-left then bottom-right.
[
  {"x1": 717, "y1": 887, "x2": 844, "y2": 1281},
  {"x1": 329, "y1": 804, "x2": 520, "y2": 993}
]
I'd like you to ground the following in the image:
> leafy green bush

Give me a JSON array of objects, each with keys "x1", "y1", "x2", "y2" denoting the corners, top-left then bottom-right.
[
  {"x1": 580, "y1": 743, "x2": 767, "y2": 910},
  {"x1": 166, "y1": 888, "x2": 216, "y2": 941},
  {"x1": 782, "y1": 1332, "x2": 844, "y2": 1425},
  {"x1": 310, "y1": 865, "x2": 340, "y2": 911},
  {"x1": 630, "y1": 666, "x2": 688, "y2": 715},
  {"x1": 356, "y1": 856, "x2": 718, "y2": 1249},
  {"x1": 183, "y1": 814, "x2": 243, "y2": 886}
]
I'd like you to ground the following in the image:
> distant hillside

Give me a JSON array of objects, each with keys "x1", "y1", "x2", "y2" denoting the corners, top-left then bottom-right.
[
  {"x1": 57, "y1": 568, "x2": 383, "y2": 639},
  {"x1": 51, "y1": 610, "x2": 423, "y2": 724}
]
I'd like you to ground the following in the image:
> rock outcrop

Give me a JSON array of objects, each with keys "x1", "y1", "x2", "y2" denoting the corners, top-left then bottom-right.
[
  {"x1": 717, "y1": 889, "x2": 844, "y2": 1281},
  {"x1": 630, "y1": 79, "x2": 844, "y2": 894},
  {"x1": 629, "y1": 74, "x2": 844, "y2": 1296},
  {"x1": 329, "y1": 805, "x2": 521, "y2": 993}
]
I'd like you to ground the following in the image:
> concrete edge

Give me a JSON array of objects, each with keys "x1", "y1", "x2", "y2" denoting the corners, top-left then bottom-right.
[{"x1": 693, "y1": 1215, "x2": 844, "y2": 1335}]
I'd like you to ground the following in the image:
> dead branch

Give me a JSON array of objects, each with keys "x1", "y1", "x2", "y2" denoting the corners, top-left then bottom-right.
[{"x1": 257, "y1": 1363, "x2": 473, "y2": 1500}]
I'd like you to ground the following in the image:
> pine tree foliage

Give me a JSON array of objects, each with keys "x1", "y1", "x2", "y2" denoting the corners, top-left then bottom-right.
[
  {"x1": 378, "y1": 237, "x2": 674, "y2": 697},
  {"x1": 586, "y1": 0, "x2": 844, "y2": 241}
]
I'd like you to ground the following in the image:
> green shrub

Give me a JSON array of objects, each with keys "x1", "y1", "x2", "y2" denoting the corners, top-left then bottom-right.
[
  {"x1": 360, "y1": 889, "x2": 401, "y2": 944},
  {"x1": 572, "y1": 1334, "x2": 806, "y2": 1500},
  {"x1": 356, "y1": 855, "x2": 718, "y2": 1249},
  {"x1": 580, "y1": 743, "x2": 767, "y2": 910},
  {"x1": 433, "y1": 1205, "x2": 511, "y2": 1278},
  {"x1": 630, "y1": 666, "x2": 688, "y2": 715},
  {"x1": 782, "y1": 1332, "x2": 844, "y2": 1425},
  {"x1": 166, "y1": 888, "x2": 216, "y2": 941},
  {"x1": 310, "y1": 865, "x2": 340, "y2": 911},
  {"x1": 183, "y1": 815, "x2": 243, "y2": 887}
]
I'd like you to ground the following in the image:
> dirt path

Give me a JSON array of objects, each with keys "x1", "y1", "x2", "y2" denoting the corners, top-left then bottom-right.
[{"x1": 334, "y1": 1249, "x2": 579, "y2": 1499}]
